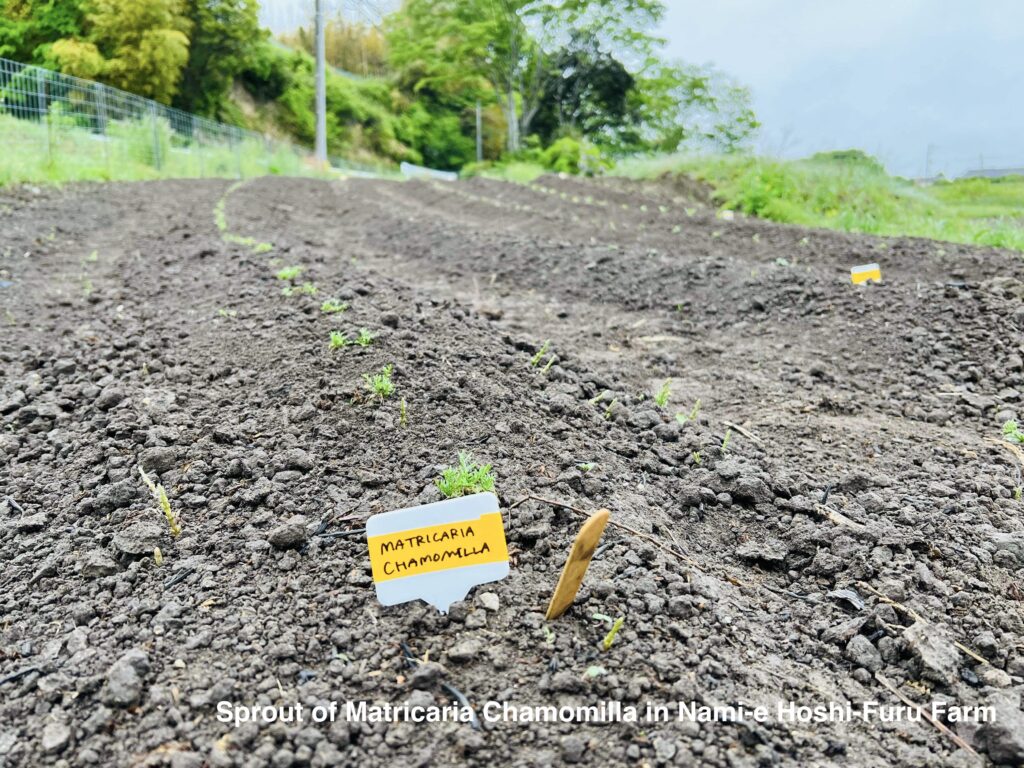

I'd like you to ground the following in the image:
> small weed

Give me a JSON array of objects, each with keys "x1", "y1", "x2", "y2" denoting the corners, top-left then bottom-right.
[
  {"x1": 593, "y1": 613, "x2": 625, "y2": 651},
  {"x1": 654, "y1": 379, "x2": 671, "y2": 408},
  {"x1": 139, "y1": 465, "x2": 180, "y2": 537},
  {"x1": 1002, "y1": 420, "x2": 1024, "y2": 444},
  {"x1": 589, "y1": 390, "x2": 608, "y2": 405},
  {"x1": 676, "y1": 399, "x2": 701, "y2": 424},
  {"x1": 720, "y1": 428, "x2": 732, "y2": 455},
  {"x1": 363, "y1": 364, "x2": 395, "y2": 400},
  {"x1": 543, "y1": 625, "x2": 555, "y2": 645},
  {"x1": 435, "y1": 452, "x2": 495, "y2": 498},
  {"x1": 252, "y1": 242, "x2": 273, "y2": 254},
  {"x1": 577, "y1": 462, "x2": 595, "y2": 472},
  {"x1": 275, "y1": 265, "x2": 304, "y2": 281},
  {"x1": 217, "y1": 308, "x2": 237, "y2": 318},
  {"x1": 530, "y1": 340, "x2": 551, "y2": 366},
  {"x1": 321, "y1": 299, "x2": 348, "y2": 314},
  {"x1": 692, "y1": 451, "x2": 702, "y2": 465},
  {"x1": 329, "y1": 331, "x2": 350, "y2": 349},
  {"x1": 541, "y1": 355, "x2": 555, "y2": 374},
  {"x1": 355, "y1": 328, "x2": 374, "y2": 347},
  {"x1": 282, "y1": 281, "x2": 317, "y2": 297}
]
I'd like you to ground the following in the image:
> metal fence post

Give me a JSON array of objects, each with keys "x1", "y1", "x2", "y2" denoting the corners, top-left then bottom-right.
[
  {"x1": 35, "y1": 67, "x2": 52, "y2": 162},
  {"x1": 234, "y1": 126, "x2": 243, "y2": 179},
  {"x1": 95, "y1": 82, "x2": 110, "y2": 177}
]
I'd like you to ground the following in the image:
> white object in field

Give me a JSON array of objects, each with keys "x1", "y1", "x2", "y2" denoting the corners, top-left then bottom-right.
[
  {"x1": 850, "y1": 263, "x2": 882, "y2": 284},
  {"x1": 366, "y1": 493, "x2": 509, "y2": 613},
  {"x1": 400, "y1": 161, "x2": 458, "y2": 182}
]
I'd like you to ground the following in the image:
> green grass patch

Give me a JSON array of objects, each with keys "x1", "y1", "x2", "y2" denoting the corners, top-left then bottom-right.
[{"x1": 616, "y1": 151, "x2": 1024, "y2": 252}]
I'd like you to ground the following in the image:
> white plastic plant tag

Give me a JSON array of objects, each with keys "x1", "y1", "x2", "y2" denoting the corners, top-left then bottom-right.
[{"x1": 365, "y1": 493, "x2": 509, "y2": 613}]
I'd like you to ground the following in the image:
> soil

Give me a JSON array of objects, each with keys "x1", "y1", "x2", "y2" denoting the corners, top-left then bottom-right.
[{"x1": 1, "y1": 172, "x2": 1024, "y2": 768}]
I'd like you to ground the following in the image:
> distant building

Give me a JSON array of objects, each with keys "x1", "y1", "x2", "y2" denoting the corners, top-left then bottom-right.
[{"x1": 960, "y1": 168, "x2": 1024, "y2": 179}]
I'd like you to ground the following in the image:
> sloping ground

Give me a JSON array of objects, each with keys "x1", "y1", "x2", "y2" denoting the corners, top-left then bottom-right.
[{"x1": 1, "y1": 174, "x2": 1023, "y2": 767}]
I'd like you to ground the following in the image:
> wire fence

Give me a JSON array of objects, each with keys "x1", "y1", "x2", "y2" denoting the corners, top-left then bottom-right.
[{"x1": 0, "y1": 56, "x2": 316, "y2": 185}]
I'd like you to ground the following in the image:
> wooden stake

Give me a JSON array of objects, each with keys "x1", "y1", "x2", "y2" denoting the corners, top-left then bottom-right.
[{"x1": 545, "y1": 509, "x2": 610, "y2": 620}]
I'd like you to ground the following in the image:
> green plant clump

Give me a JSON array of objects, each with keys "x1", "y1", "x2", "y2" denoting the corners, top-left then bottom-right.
[
  {"x1": 363, "y1": 364, "x2": 395, "y2": 400},
  {"x1": 321, "y1": 299, "x2": 348, "y2": 314},
  {"x1": 276, "y1": 265, "x2": 304, "y2": 281},
  {"x1": 1002, "y1": 420, "x2": 1024, "y2": 444},
  {"x1": 435, "y1": 452, "x2": 496, "y2": 498}
]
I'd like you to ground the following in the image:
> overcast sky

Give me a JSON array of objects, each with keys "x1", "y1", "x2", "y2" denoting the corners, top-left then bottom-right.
[
  {"x1": 658, "y1": 0, "x2": 1024, "y2": 177},
  {"x1": 260, "y1": 1, "x2": 1024, "y2": 177}
]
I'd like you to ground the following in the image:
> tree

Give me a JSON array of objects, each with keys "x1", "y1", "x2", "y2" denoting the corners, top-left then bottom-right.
[
  {"x1": 0, "y1": 0, "x2": 87, "y2": 64},
  {"x1": 51, "y1": 0, "x2": 191, "y2": 104},
  {"x1": 174, "y1": 0, "x2": 264, "y2": 117}
]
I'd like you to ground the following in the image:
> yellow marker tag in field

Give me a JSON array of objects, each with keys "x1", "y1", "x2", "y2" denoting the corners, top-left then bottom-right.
[
  {"x1": 851, "y1": 263, "x2": 882, "y2": 284},
  {"x1": 366, "y1": 493, "x2": 509, "y2": 613},
  {"x1": 546, "y1": 509, "x2": 610, "y2": 621}
]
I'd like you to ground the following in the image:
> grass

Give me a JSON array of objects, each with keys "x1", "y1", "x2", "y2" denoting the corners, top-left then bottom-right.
[
  {"x1": 615, "y1": 151, "x2": 1024, "y2": 252},
  {"x1": 0, "y1": 113, "x2": 312, "y2": 187},
  {"x1": 654, "y1": 380, "x2": 671, "y2": 408},
  {"x1": 363, "y1": 364, "x2": 395, "y2": 400},
  {"x1": 463, "y1": 160, "x2": 548, "y2": 184},
  {"x1": 436, "y1": 452, "x2": 496, "y2": 498},
  {"x1": 320, "y1": 299, "x2": 348, "y2": 314},
  {"x1": 138, "y1": 465, "x2": 180, "y2": 537}
]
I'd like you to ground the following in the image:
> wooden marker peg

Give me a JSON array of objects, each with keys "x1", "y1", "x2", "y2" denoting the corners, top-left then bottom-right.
[{"x1": 545, "y1": 508, "x2": 610, "y2": 620}]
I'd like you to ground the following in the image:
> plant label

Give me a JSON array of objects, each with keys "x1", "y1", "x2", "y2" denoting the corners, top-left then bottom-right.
[
  {"x1": 366, "y1": 492, "x2": 509, "y2": 613},
  {"x1": 851, "y1": 263, "x2": 882, "y2": 284},
  {"x1": 546, "y1": 509, "x2": 610, "y2": 620}
]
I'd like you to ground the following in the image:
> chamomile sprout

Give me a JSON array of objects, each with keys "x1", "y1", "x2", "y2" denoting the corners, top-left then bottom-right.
[
  {"x1": 363, "y1": 364, "x2": 395, "y2": 400},
  {"x1": 320, "y1": 299, "x2": 348, "y2": 314},
  {"x1": 329, "y1": 331, "x2": 349, "y2": 349},
  {"x1": 691, "y1": 451, "x2": 702, "y2": 465},
  {"x1": 1002, "y1": 420, "x2": 1024, "y2": 444},
  {"x1": 602, "y1": 617, "x2": 625, "y2": 650},
  {"x1": 435, "y1": 452, "x2": 495, "y2": 498},
  {"x1": 721, "y1": 428, "x2": 732, "y2": 455},
  {"x1": 676, "y1": 398, "x2": 701, "y2": 424},
  {"x1": 275, "y1": 265, "x2": 304, "y2": 281},
  {"x1": 252, "y1": 242, "x2": 273, "y2": 254},
  {"x1": 355, "y1": 328, "x2": 374, "y2": 347},
  {"x1": 399, "y1": 398, "x2": 408, "y2": 427},
  {"x1": 138, "y1": 466, "x2": 180, "y2": 537},
  {"x1": 530, "y1": 340, "x2": 551, "y2": 367}
]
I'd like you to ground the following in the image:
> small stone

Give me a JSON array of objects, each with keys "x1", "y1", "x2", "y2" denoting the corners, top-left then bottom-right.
[
  {"x1": 81, "y1": 551, "x2": 118, "y2": 578},
  {"x1": 736, "y1": 538, "x2": 787, "y2": 565},
  {"x1": 476, "y1": 592, "x2": 499, "y2": 612},
  {"x1": 561, "y1": 734, "x2": 585, "y2": 763},
  {"x1": 14, "y1": 512, "x2": 47, "y2": 532},
  {"x1": 380, "y1": 312, "x2": 400, "y2": 328},
  {"x1": 41, "y1": 721, "x2": 71, "y2": 754},
  {"x1": 102, "y1": 649, "x2": 150, "y2": 707},
  {"x1": 903, "y1": 621, "x2": 960, "y2": 685},
  {"x1": 95, "y1": 387, "x2": 126, "y2": 410},
  {"x1": 464, "y1": 610, "x2": 487, "y2": 629},
  {"x1": 139, "y1": 446, "x2": 179, "y2": 474},
  {"x1": 845, "y1": 635, "x2": 882, "y2": 672},
  {"x1": 447, "y1": 639, "x2": 482, "y2": 664},
  {"x1": 268, "y1": 516, "x2": 309, "y2": 549},
  {"x1": 977, "y1": 690, "x2": 1024, "y2": 764},
  {"x1": 408, "y1": 662, "x2": 445, "y2": 690},
  {"x1": 112, "y1": 521, "x2": 163, "y2": 556}
]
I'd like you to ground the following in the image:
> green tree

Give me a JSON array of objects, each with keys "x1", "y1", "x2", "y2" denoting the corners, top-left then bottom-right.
[
  {"x1": 0, "y1": 0, "x2": 87, "y2": 64},
  {"x1": 51, "y1": 0, "x2": 191, "y2": 104},
  {"x1": 174, "y1": 0, "x2": 263, "y2": 117}
]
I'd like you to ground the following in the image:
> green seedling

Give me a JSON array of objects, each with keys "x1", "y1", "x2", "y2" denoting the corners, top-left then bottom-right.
[
  {"x1": 399, "y1": 398, "x2": 408, "y2": 427},
  {"x1": 1002, "y1": 420, "x2": 1024, "y2": 444},
  {"x1": 139, "y1": 465, "x2": 180, "y2": 537},
  {"x1": 720, "y1": 428, "x2": 732, "y2": 455},
  {"x1": 282, "y1": 281, "x2": 317, "y2": 297},
  {"x1": 604, "y1": 398, "x2": 617, "y2": 420},
  {"x1": 153, "y1": 547, "x2": 163, "y2": 566},
  {"x1": 86, "y1": 250, "x2": 98, "y2": 262},
  {"x1": 676, "y1": 399, "x2": 701, "y2": 424},
  {"x1": 224, "y1": 233, "x2": 257, "y2": 247},
  {"x1": 543, "y1": 625, "x2": 555, "y2": 646},
  {"x1": 275, "y1": 265, "x2": 304, "y2": 281},
  {"x1": 691, "y1": 451, "x2": 703, "y2": 465},
  {"x1": 363, "y1": 364, "x2": 395, "y2": 400},
  {"x1": 355, "y1": 328, "x2": 375, "y2": 347},
  {"x1": 435, "y1": 452, "x2": 495, "y2": 498},
  {"x1": 589, "y1": 390, "x2": 607, "y2": 405},
  {"x1": 329, "y1": 331, "x2": 350, "y2": 349},
  {"x1": 1015, "y1": 486, "x2": 1022, "y2": 502},
  {"x1": 252, "y1": 242, "x2": 273, "y2": 254},
  {"x1": 592, "y1": 613, "x2": 625, "y2": 651},
  {"x1": 217, "y1": 308, "x2": 237, "y2": 318},
  {"x1": 654, "y1": 379, "x2": 671, "y2": 408},
  {"x1": 541, "y1": 355, "x2": 555, "y2": 374},
  {"x1": 577, "y1": 462, "x2": 595, "y2": 472},
  {"x1": 530, "y1": 340, "x2": 551, "y2": 366},
  {"x1": 321, "y1": 299, "x2": 348, "y2": 314}
]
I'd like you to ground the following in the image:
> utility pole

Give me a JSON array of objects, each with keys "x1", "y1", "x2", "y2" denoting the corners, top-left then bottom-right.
[
  {"x1": 314, "y1": 0, "x2": 327, "y2": 166},
  {"x1": 476, "y1": 101, "x2": 483, "y2": 163}
]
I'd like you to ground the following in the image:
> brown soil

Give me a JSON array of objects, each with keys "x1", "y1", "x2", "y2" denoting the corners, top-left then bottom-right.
[{"x1": 1, "y1": 173, "x2": 1023, "y2": 767}]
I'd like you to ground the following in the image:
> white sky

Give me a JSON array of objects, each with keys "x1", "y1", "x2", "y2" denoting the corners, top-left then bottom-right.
[
  {"x1": 658, "y1": 0, "x2": 1024, "y2": 177},
  {"x1": 260, "y1": 1, "x2": 1024, "y2": 177}
]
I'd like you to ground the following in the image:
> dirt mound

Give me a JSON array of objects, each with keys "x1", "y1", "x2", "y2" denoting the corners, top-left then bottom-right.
[{"x1": 1, "y1": 176, "x2": 1023, "y2": 767}]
